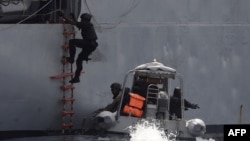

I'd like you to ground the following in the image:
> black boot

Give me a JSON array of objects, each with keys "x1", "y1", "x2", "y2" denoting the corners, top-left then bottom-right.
[
  {"x1": 83, "y1": 57, "x2": 91, "y2": 63},
  {"x1": 69, "y1": 77, "x2": 80, "y2": 83}
]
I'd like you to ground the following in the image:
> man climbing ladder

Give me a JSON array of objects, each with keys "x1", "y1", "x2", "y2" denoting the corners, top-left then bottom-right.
[{"x1": 60, "y1": 12, "x2": 98, "y2": 83}]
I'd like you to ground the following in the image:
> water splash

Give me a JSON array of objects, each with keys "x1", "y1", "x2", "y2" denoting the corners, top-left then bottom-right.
[{"x1": 128, "y1": 119, "x2": 176, "y2": 141}]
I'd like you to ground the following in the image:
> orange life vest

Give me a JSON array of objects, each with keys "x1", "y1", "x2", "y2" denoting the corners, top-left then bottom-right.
[{"x1": 123, "y1": 93, "x2": 145, "y2": 117}]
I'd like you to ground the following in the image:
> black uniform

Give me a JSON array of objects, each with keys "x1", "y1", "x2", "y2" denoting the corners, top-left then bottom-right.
[
  {"x1": 67, "y1": 13, "x2": 98, "y2": 83},
  {"x1": 169, "y1": 87, "x2": 199, "y2": 120}
]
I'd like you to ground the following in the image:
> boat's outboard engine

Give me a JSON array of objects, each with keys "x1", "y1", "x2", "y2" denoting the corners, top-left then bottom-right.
[
  {"x1": 94, "y1": 111, "x2": 116, "y2": 130},
  {"x1": 186, "y1": 118, "x2": 206, "y2": 137}
]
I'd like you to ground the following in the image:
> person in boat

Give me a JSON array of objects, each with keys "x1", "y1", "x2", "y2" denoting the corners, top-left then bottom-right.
[
  {"x1": 60, "y1": 12, "x2": 98, "y2": 83},
  {"x1": 169, "y1": 87, "x2": 200, "y2": 120},
  {"x1": 94, "y1": 82, "x2": 131, "y2": 114},
  {"x1": 94, "y1": 82, "x2": 122, "y2": 114},
  {"x1": 82, "y1": 83, "x2": 123, "y2": 134},
  {"x1": 103, "y1": 82, "x2": 123, "y2": 112}
]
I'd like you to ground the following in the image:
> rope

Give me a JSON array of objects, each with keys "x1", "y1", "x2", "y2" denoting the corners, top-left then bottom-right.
[
  {"x1": 0, "y1": 0, "x2": 23, "y2": 6},
  {"x1": 0, "y1": 0, "x2": 54, "y2": 31},
  {"x1": 16, "y1": 0, "x2": 53, "y2": 24},
  {"x1": 0, "y1": 0, "x2": 10, "y2": 6},
  {"x1": 84, "y1": 0, "x2": 141, "y2": 30}
]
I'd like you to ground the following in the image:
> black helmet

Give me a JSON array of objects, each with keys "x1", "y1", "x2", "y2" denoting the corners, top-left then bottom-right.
[
  {"x1": 110, "y1": 82, "x2": 121, "y2": 90},
  {"x1": 80, "y1": 13, "x2": 92, "y2": 21}
]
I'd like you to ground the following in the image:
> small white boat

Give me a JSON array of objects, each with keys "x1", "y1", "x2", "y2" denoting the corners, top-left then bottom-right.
[{"x1": 82, "y1": 59, "x2": 206, "y2": 140}]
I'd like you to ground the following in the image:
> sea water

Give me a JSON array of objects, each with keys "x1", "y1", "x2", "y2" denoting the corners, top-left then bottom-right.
[{"x1": 2, "y1": 119, "x2": 215, "y2": 141}]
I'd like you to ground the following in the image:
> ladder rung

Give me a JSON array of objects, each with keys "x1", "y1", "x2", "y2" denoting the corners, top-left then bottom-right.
[
  {"x1": 147, "y1": 104, "x2": 157, "y2": 109},
  {"x1": 61, "y1": 44, "x2": 69, "y2": 49},
  {"x1": 63, "y1": 31, "x2": 76, "y2": 35},
  {"x1": 148, "y1": 93, "x2": 158, "y2": 95},
  {"x1": 61, "y1": 110, "x2": 74, "y2": 116},
  {"x1": 61, "y1": 122, "x2": 73, "y2": 128},
  {"x1": 61, "y1": 98, "x2": 75, "y2": 103},
  {"x1": 61, "y1": 57, "x2": 70, "y2": 65},
  {"x1": 147, "y1": 97, "x2": 157, "y2": 99},
  {"x1": 61, "y1": 59, "x2": 67, "y2": 65},
  {"x1": 50, "y1": 72, "x2": 74, "y2": 79},
  {"x1": 60, "y1": 85, "x2": 75, "y2": 90}
]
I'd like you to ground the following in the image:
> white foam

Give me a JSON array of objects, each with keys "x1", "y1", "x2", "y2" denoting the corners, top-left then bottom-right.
[{"x1": 129, "y1": 119, "x2": 176, "y2": 141}]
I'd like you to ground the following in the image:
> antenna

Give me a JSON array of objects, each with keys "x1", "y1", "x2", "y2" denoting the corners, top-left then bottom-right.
[{"x1": 239, "y1": 104, "x2": 243, "y2": 124}]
